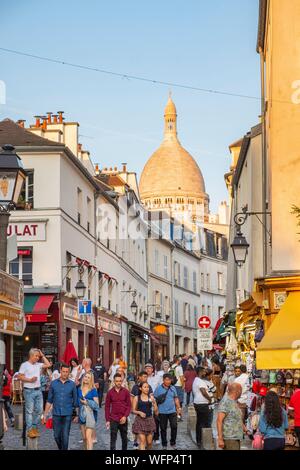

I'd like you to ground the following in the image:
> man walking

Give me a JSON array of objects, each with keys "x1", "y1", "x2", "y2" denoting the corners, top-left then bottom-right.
[
  {"x1": 105, "y1": 372, "x2": 131, "y2": 450},
  {"x1": 18, "y1": 348, "x2": 50, "y2": 438},
  {"x1": 233, "y1": 364, "x2": 250, "y2": 423},
  {"x1": 43, "y1": 363, "x2": 78, "y2": 450},
  {"x1": 154, "y1": 373, "x2": 181, "y2": 450},
  {"x1": 93, "y1": 357, "x2": 107, "y2": 408},
  {"x1": 171, "y1": 356, "x2": 184, "y2": 415},
  {"x1": 192, "y1": 366, "x2": 211, "y2": 448},
  {"x1": 217, "y1": 383, "x2": 245, "y2": 450}
]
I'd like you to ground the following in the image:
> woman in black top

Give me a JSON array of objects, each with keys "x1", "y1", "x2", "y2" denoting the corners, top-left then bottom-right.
[{"x1": 132, "y1": 382, "x2": 158, "y2": 450}]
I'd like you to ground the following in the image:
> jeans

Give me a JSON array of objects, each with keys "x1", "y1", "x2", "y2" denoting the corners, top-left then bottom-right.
[
  {"x1": 223, "y1": 439, "x2": 241, "y2": 451},
  {"x1": 263, "y1": 438, "x2": 285, "y2": 450},
  {"x1": 175, "y1": 386, "x2": 184, "y2": 406},
  {"x1": 97, "y1": 379, "x2": 105, "y2": 407},
  {"x1": 153, "y1": 414, "x2": 160, "y2": 441},
  {"x1": 159, "y1": 413, "x2": 178, "y2": 447},
  {"x1": 194, "y1": 403, "x2": 210, "y2": 446},
  {"x1": 23, "y1": 388, "x2": 43, "y2": 431},
  {"x1": 3, "y1": 397, "x2": 14, "y2": 420},
  {"x1": 110, "y1": 420, "x2": 128, "y2": 450},
  {"x1": 186, "y1": 391, "x2": 193, "y2": 406},
  {"x1": 52, "y1": 415, "x2": 73, "y2": 450}
]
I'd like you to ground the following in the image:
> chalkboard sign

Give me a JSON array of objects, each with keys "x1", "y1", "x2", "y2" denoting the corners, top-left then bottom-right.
[{"x1": 41, "y1": 322, "x2": 58, "y2": 363}]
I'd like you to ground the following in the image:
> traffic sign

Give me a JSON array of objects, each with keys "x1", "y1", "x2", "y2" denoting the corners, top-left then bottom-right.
[
  {"x1": 78, "y1": 299, "x2": 92, "y2": 315},
  {"x1": 198, "y1": 316, "x2": 211, "y2": 329},
  {"x1": 197, "y1": 329, "x2": 213, "y2": 351}
]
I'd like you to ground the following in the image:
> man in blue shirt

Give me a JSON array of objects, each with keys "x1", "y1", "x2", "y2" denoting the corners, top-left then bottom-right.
[
  {"x1": 43, "y1": 363, "x2": 78, "y2": 450},
  {"x1": 154, "y1": 373, "x2": 181, "y2": 450}
]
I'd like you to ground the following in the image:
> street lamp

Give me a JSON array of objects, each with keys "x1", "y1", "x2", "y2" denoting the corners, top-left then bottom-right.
[
  {"x1": 130, "y1": 299, "x2": 138, "y2": 316},
  {"x1": 0, "y1": 144, "x2": 26, "y2": 448},
  {"x1": 231, "y1": 229, "x2": 249, "y2": 267},
  {"x1": 231, "y1": 205, "x2": 271, "y2": 267},
  {"x1": 75, "y1": 266, "x2": 86, "y2": 299}
]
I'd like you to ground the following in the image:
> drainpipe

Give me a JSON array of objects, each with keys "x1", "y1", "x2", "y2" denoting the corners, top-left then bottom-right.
[
  {"x1": 94, "y1": 191, "x2": 99, "y2": 361},
  {"x1": 170, "y1": 244, "x2": 175, "y2": 358},
  {"x1": 259, "y1": 46, "x2": 268, "y2": 277}
]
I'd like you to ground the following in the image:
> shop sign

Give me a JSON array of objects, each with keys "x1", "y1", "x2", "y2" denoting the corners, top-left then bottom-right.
[
  {"x1": 197, "y1": 329, "x2": 213, "y2": 351},
  {"x1": 0, "y1": 302, "x2": 25, "y2": 336},
  {"x1": 98, "y1": 317, "x2": 121, "y2": 336},
  {"x1": 63, "y1": 302, "x2": 95, "y2": 327},
  {"x1": 26, "y1": 314, "x2": 48, "y2": 323},
  {"x1": 7, "y1": 220, "x2": 47, "y2": 241},
  {"x1": 0, "y1": 269, "x2": 24, "y2": 308}
]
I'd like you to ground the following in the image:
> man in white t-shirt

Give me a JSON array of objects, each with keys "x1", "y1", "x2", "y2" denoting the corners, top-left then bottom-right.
[
  {"x1": 192, "y1": 367, "x2": 212, "y2": 448},
  {"x1": 233, "y1": 364, "x2": 250, "y2": 423},
  {"x1": 18, "y1": 348, "x2": 50, "y2": 438},
  {"x1": 171, "y1": 356, "x2": 184, "y2": 417}
]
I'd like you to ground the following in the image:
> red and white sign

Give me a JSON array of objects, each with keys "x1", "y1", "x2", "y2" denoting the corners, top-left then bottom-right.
[
  {"x1": 198, "y1": 316, "x2": 211, "y2": 329},
  {"x1": 7, "y1": 221, "x2": 47, "y2": 241}
]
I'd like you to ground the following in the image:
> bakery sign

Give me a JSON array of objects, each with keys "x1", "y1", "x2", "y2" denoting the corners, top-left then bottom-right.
[{"x1": 7, "y1": 220, "x2": 47, "y2": 241}]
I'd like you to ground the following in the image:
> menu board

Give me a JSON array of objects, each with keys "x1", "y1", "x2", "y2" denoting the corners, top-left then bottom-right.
[
  {"x1": 0, "y1": 302, "x2": 25, "y2": 336},
  {"x1": 41, "y1": 322, "x2": 58, "y2": 363}
]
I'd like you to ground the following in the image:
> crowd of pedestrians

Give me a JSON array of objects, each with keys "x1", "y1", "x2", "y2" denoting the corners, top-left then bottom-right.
[{"x1": 2, "y1": 347, "x2": 300, "y2": 451}]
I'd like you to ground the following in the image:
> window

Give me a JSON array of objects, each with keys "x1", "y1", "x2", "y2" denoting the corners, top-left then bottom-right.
[
  {"x1": 192, "y1": 271, "x2": 197, "y2": 293},
  {"x1": 218, "y1": 272, "x2": 223, "y2": 291},
  {"x1": 66, "y1": 251, "x2": 72, "y2": 292},
  {"x1": 218, "y1": 306, "x2": 223, "y2": 318},
  {"x1": 194, "y1": 306, "x2": 198, "y2": 328},
  {"x1": 202, "y1": 305, "x2": 205, "y2": 316},
  {"x1": 175, "y1": 300, "x2": 179, "y2": 324},
  {"x1": 201, "y1": 273, "x2": 204, "y2": 289},
  {"x1": 163, "y1": 255, "x2": 168, "y2": 279},
  {"x1": 183, "y1": 266, "x2": 188, "y2": 289},
  {"x1": 18, "y1": 170, "x2": 34, "y2": 209},
  {"x1": 87, "y1": 196, "x2": 91, "y2": 233},
  {"x1": 206, "y1": 273, "x2": 210, "y2": 291},
  {"x1": 154, "y1": 249, "x2": 159, "y2": 275},
  {"x1": 165, "y1": 296, "x2": 170, "y2": 318},
  {"x1": 184, "y1": 303, "x2": 190, "y2": 326},
  {"x1": 9, "y1": 248, "x2": 33, "y2": 286},
  {"x1": 207, "y1": 306, "x2": 211, "y2": 317},
  {"x1": 77, "y1": 188, "x2": 82, "y2": 225}
]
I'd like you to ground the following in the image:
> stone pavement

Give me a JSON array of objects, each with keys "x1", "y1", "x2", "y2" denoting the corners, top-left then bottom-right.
[{"x1": 3, "y1": 405, "x2": 198, "y2": 451}]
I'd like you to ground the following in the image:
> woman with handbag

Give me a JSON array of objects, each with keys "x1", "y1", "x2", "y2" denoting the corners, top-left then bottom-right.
[
  {"x1": 258, "y1": 391, "x2": 288, "y2": 450},
  {"x1": 132, "y1": 382, "x2": 158, "y2": 450},
  {"x1": 78, "y1": 372, "x2": 99, "y2": 450}
]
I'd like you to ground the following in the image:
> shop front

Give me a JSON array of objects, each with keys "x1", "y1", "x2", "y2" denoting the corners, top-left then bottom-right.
[
  {"x1": 97, "y1": 310, "x2": 122, "y2": 370},
  {"x1": 128, "y1": 322, "x2": 150, "y2": 372},
  {"x1": 13, "y1": 292, "x2": 59, "y2": 370},
  {"x1": 62, "y1": 299, "x2": 96, "y2": 363},
  {"x1": 150, "y1": 322, "x2": 170, "y2": 362}
]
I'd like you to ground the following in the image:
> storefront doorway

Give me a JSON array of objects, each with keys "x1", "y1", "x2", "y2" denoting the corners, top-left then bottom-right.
[{"x1": 13, "y1": 324, "x2": 40, "y2": 371}]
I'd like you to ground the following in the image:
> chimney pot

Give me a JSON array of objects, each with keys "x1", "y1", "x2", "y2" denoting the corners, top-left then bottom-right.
[
  {"x1": 78, "y1": 143, "x2": 82, "y2": 152},
  {"x1": 41, "y1": 116, "x2": 47, "y2": 130},
  {"x1": 57, "y1": 111, "x2": 64, "y2": 123},
  {"x1": 34, "y1": 115, "x2": 41, "y2": 127},
  {"x1": 114, "y1": 166, "x2": 117, "y2": 171},
  {"x1": 109, "y1": 167, "x2": 113, "y2": 171},
  {"x1": 52, "y1": 114, "x2": 58, "y2": 124},
  {"x1": 122, "y1": 162, "x2": 127, "y2": 172},
  {"x1": 46, "y1": 112, "x2": 52, "y2": 124},
  {"x1": 95, "y1": 164, "x2": 99, "y2": 174}
]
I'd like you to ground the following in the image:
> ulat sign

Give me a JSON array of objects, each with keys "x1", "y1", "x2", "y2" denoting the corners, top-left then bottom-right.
[{"x1": 7, "y1": 221, "x2": 46, "y2": 241}]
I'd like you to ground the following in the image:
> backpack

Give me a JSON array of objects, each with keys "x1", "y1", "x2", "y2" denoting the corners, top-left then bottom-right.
[{"x1": 169, "y1": 366, "x2": 179, "y2": 386}]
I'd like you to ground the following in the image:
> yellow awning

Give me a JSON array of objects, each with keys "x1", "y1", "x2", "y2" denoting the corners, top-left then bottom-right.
[{"x1": 256, "y1": 291, "x2": 300, "y2": 370}]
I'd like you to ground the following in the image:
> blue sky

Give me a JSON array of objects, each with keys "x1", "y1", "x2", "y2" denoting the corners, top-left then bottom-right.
[{"x1": 0, "y1": 0, "x2": 260, "y2": 212}]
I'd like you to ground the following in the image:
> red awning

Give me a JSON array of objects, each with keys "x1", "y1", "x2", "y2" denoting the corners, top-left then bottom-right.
[
  {"x1": 32, "y1": 294, "x2": 55, "y2": 313},
  {"x1": 149, "y1": 333, "x2": 160, "y2": 344}
]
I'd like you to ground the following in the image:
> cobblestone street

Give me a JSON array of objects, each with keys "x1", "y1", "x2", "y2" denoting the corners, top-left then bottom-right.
[{"x1": 3, "y1": 405, "x2": 198, "y2": 451}]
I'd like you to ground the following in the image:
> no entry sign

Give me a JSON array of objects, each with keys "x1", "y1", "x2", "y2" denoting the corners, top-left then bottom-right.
[{"x1": 198, "y1": 316, "x2": 211, "y2": 329}]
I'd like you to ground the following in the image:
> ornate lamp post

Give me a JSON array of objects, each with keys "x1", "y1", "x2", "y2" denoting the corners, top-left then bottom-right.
[{"x1": 0, "y1": 144, "x2": 26, "y2": 447}]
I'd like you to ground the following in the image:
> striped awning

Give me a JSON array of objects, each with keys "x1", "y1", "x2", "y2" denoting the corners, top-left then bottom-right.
[{"x1": 24, "y1": 294, "x2": 55, "y2": 314}]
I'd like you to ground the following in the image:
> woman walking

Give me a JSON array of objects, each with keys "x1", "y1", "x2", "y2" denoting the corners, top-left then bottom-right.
[
  {"x1": 183, "y1": 365, "x2": 197, "y2": 407},
  {"x1": 259, "y1": 391, "x2": 289, "y2": 450},
  {"x1": 78, "y1": 372, "x2": 99, "y2": 450},
  {"x1": 132, "y1": 382, "x2": 158, "y2": 450},
  {"x1": 69, "y1": 358, "x2": 80, "y2": 382}
]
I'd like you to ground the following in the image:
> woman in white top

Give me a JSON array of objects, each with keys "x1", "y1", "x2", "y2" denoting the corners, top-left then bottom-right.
[
  {"x1": 69, "y1": 357, "x2": 80, "y2": 382},
  {"x1": 108, "y1": 358, "x2": 120, "y2": 384}
]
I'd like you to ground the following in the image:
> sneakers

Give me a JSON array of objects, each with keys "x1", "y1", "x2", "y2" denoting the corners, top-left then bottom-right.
[
  {"x1": 133, "y1": 441, "x2": 139, "y2": 449},
  {"x1": 10, "y1": 418, "x2": 15, "y2": 427},
  {"x1": 27, "y1": 428, "x2": 39, "y2": 439}
]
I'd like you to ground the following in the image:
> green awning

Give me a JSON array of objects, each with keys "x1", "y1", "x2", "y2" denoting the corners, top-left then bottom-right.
[{"x1": 24, "y1": 295, "x2": 40, "y2": 313}]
